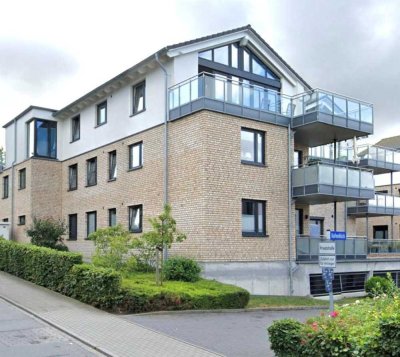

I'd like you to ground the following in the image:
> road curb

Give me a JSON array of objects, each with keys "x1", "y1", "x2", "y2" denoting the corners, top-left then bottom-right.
[{"x1": 128, "y1": 305, "x2": 328, "y2": 317}]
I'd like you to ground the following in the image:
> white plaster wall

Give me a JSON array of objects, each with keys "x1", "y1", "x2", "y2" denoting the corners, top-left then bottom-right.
[
  {"x1": 172, "y1": 52, "x2": 198, "y2": 85},
  {"x1": 58, "y1": 63, "x2": 173, "y2": 160},
  {"x1": 5, "y1": 108, "x2": 56, "y2": 167}
]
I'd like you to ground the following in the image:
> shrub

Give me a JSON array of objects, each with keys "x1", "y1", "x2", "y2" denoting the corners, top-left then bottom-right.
[
  {"x1": 89, "y1": 225, "x2": 135, "y2": 272},
  {"x1": 365, "y1": 275, "x2": 396, "y2": 297},
  {"x1": 120, "y1": 273, "x2": 250, "y2": 313},
  {"x1": 0, "y1": 239, "x2": 82, "y2": 290},
  {"x1": 163, "y1": 256, "x2": 201, "y2": 282},
  {"x1": 62, "y1": 264, "x2": 124, "y2": 309},
  {"x1": 267, "y1": 319, "x2": 303, "y2": 357},
  {"x1": 27, "y1": 217, "x2": 68, "y2": 251}
]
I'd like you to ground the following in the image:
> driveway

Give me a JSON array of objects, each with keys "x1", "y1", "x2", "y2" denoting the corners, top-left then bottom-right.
[{"x1": 124, "y1": 308, "x2": 323, "y2": 357}]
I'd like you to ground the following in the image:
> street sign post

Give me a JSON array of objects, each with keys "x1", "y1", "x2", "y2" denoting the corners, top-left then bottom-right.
[{"x1": 319, "y1": 239, "x2": 339, "y2": 314}]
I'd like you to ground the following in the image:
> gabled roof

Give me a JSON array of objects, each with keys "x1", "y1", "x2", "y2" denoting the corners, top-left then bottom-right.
[
  {"x1": 375, "y1": 135, "x2": 400, "y2": 150},
  {"x1": 54, "y1": 25, "x2": 311, "y2": 119},
  {"x1": 3, "y1": 106, "x2": 57, "y2": 128}
]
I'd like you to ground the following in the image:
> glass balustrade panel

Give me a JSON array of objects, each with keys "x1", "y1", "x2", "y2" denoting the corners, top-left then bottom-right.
[
  {"x1": 348, "y1": 169, "x2": 360, "y2": 187},
  {"x1": 318, "y1": 165, "x2": 333, "y2": 185},
  {"x1": 318, "y1": 91, "x2": 333, "y2": 114},
  {"x1": 361, "y1": 104, "x2": 373, "y2": 124},
  {"x1": 334, "y1": 166, "x2": 347, "y2": 186},
  {"x1": 348, "y1": 101, "x2": 360, "y2": 121},
  {"x1": 334, "y1": 96, "x2": 347, "y2": 117}
]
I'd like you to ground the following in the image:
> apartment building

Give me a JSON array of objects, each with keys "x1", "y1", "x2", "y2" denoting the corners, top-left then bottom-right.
[{"x1": 1, "y1": 25, "x2": 398, "y2": 296}]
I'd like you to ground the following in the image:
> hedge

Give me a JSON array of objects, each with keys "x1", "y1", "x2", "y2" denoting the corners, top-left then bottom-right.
[
  {"x1": 0, "y1": 240, "x2": 250, "y2": 313},
  {"x1": 0, "y1": 239, "x2": 82, "y2": 290},
  {"x1": 119, "y1": 273, "x2": 250, "y2": 313},
  {"x1": 62, "y1": 264, "x2": 123, "y2": 309}
]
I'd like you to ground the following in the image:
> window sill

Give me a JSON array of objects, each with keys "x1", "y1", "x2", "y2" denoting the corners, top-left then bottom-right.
[
  {"x1": 128, "y1": 165, "x2": 143, "y2": 172},
  {"x1": 2, "y1": 197, "x2": 8, "y2": 200},
  {"x1": 17, "y1": 224, "x2": 25, "y2": 226},
  {"x1": 85, "y1": 184, "x2": 97, "y2": 188},
  {"x1": 129, "y1": 229, "x2": 142, "y2": 234},
  {"x1": 94, "y1": 122, "x2": 107, "y2": 128},
  {"x1": 130, "y1": 109, "x2": 146, "y2": 117},
  {"x1": 242, "y1": 233, "x2": 269, "y2": 238},
  {"x1": 108, "y1": 178, "x2": 117, "y2": 182},
  {"x1": 241, "y1": 161, "x2": 266, "y2": 167},
  {"x1": 18, "y1": 188, "x2": 26, "y2": 191},
  {"x1": 69, "y1": 139, "x2": 80, "y2": 144},
  {"x1": 67, "y1": 188, "x2": 78, "y2": 192}
]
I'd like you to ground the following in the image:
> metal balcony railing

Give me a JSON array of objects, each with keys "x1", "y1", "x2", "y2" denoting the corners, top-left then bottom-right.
[
  {"x1": 168, "y1": 73, "x2": 374, "y2": 128},
  {"x1": 291, "y1": 89, "x2": 373, "y2": 125},
  {"x1": 368, "y1": 240, "x2": 400, "y2": 254},
  {"x1": 296, "y1": 235, "x2": 367, "y2": 261},
  {"x1": 347, "y1": 193, "x2": 400, "y2": 216},
  {"x1": 292, "y1": 162, "x2": 375, "y2": 202}
]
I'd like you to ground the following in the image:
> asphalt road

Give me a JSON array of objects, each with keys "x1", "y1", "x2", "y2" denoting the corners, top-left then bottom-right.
[
  {"x1": 125, "y1": 309, "x2": 324, "y2": 357},
  {"x1": 0, "y1": 298, "x2": 101, "y2": 357}
]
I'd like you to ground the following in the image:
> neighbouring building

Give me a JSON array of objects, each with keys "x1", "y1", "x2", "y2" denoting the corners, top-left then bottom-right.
[{"x1": 1, "y1": 25, "x2": 398, "y2": 296}]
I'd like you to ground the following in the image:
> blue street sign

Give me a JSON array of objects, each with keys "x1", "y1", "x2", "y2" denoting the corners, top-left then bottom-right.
[{"x1": 330, "y1": 231, "x2": 346, "y2": 241}]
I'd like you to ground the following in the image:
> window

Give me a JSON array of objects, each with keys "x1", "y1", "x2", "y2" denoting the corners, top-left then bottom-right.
[
  {"x1": 71, "y1": 115, "x2": 80, "y2": 142},
  {"x1": 129, "y1": 142, "x2": 143, "y2": 170},
  {"x1": 19, "y1": 169, "x2": 26, "y2": 190},
  {"x1": 295, "y1": 208, "x2": 304, "y2": 235},
  {"x1": 373, "y1": 225, "x2": 388, "y2": 239},
  {"x1": 109, "y1": 208, "x2": 117, "y2": 227},
  {"x1": 2, "y1": 218, "x2": 8, "y2": 222},
  {"x1": 310, "y1": 272, "x2": 367, "y2": 296},
  {"x1": 132, "y1": 82, "x2": 145, "y2": 115},
  {"x1": 27, "y1": 119, "x2": 57, "y2": 159},
  {"x1": 68, "y1": 164, "x2": 78, "y2": 190},
  {"x1": 86, "y1": 157, "x2": 97, "y2": 186},
  {"x1": 86, "y1": 211, "x2": 97, "y2": 237},
  {"x1": 128, "y1": 205, "x2": 142, "y2": 233},
  {"x1": 3, "y1": 176, "x2": 9, "y2": 199},
  {"x1": 68, "y1": 214, "x2": 78, "y2": 240},
  {"x1": 241, "y1": 128, "x2": 265, "y2": 165},
  {"x1": 18, "y1": 215, "x2": 25, "y2": 225},
  {"x1": 242, "y1": 199, "x2": 266, "y2": 237},
  {"x1": 108, "y1": 151, "x2": 117, "y2": 180},
  {"x1": 96, "y1": 101, "x2": 107, "y2": 126}
]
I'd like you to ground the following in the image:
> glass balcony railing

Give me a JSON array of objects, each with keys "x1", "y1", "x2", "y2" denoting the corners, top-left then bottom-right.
[
  {"x1": 368, "y1": 240, "x2": 400, "y2": 254},
  {"x1": 169, "y1": 72, "x2": 292, "y2": 116},
  {"x1": 291, "y1": 89, "x2": 373, "y2": 124},
  {"x1": 308, "y1": 143, "x2": 400, "y2": 173},
  {"x1": 358, "y1": 144, "x2": 400, "y2": 165},
  {"x1": 296, "y1": 236, "x2": 367, "y2": 261},
  {"x1": 292, "y1": 162, "x2": 374, "y2": 190},
  {"x1": 347, "y1": 194, "x2": 400, "y2": 216},
  {"x1": 168, "y1": 74, "x2": 374, "y2": 131}
]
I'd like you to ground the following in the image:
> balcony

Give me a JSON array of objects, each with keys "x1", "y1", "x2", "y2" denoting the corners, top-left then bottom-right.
[
  {"x1": 168, "y1": 74, "x2": 373, "y2": 145},
  {"x1": 169, "y1": 72, "x2": 291, "y2": 126},
  {"x1": 292, "y1": 162, "x2": 375, "y2": 204},
  {"x1": 296, "y1": 236, "x2": 367, "y2": 261},
  {"x1": 368, "y1": 240, "x2": 400, "y2": 254},
  {"x1": 357, "y1": 144, "x2": 400, "y2": 174},
  {"x1": 347, "y1": 194, "x2": 400, "y2": 217},
  {"x1": 291, "y1": 89, "x2": 373, "y2": 147}
]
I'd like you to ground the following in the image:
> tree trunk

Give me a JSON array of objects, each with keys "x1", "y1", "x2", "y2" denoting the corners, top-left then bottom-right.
[{"x1": 155, "y1": 249, "x2": 160, "y2": 285}]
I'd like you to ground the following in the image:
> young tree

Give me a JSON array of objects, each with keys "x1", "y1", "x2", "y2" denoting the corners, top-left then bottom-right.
[{"x1": 135, "y1": 204, "x2": 186, "y2": 285}]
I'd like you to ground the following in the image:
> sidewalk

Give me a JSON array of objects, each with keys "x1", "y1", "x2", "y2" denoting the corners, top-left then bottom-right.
[{"x1": 0, "y1": 272, "x2": 221, "y2": 357}]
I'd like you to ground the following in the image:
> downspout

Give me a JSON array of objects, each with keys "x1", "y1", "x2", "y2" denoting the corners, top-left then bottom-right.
[
  {"x1": 288, "y1": 123, "x2": 294, "y2": 295},
  {"x1": 10, "y1": 118, "x2": 17, "y2": 240},
  {"x1": 155, "y1": 52, "x2": 169, "y2": 261}
]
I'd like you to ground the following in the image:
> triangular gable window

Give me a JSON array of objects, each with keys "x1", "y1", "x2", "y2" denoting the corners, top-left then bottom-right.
[{"x1": 199, "y1": 43, "x2": 278, "y2": 81}]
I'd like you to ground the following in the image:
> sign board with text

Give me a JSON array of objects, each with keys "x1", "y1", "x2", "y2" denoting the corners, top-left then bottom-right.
[
  {"x1": 319, "y1": 255, "x2": 336, "y2": 268},
  {"x1": 319, "y1": 242, "x2": 336, "y2": 255},
  {"x1": 330, "y1": 231, "x2": 346, "y2": 241}
]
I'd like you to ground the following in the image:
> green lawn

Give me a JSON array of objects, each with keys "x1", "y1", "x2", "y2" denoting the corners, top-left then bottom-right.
[{"x1": 247, "y1": 295, "x2": 366, "y2": 308}]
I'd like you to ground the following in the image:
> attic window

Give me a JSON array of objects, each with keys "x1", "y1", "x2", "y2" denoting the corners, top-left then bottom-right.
[{"x1": 199, "y1": 43, "x2": 278, "y2": 81}]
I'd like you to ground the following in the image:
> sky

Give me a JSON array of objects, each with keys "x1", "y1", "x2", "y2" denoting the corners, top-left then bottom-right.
[{"x1": 0, "y1": 0, "x2": 399, "y2": 156}]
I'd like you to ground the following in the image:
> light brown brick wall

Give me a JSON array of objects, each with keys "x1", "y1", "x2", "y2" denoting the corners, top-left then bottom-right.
[
  {"x1": 168, "y1": 111, "x2": 292, "y2": 261},
  {"x1": 0, "y1": 110, "x2": 297, "y2": 263}
]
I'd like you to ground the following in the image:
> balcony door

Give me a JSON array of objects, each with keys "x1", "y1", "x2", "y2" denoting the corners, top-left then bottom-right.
[
  {"x1": 373, "y1": 225, "x2": 388, "y2": 239},
  {"x1": 310, "y1": 217, "x2": 324, "y2": 237},
  {"x1": 295, "y1": 208, "x2": 304, "y2": 236}
]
